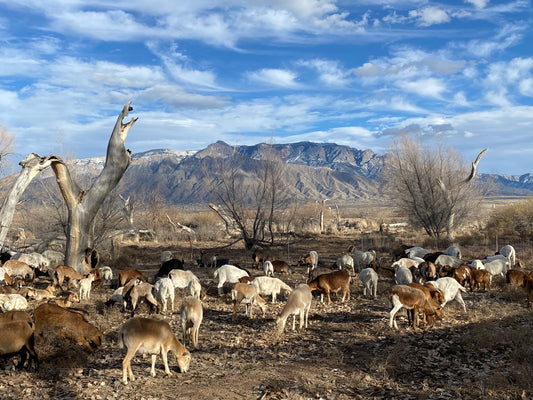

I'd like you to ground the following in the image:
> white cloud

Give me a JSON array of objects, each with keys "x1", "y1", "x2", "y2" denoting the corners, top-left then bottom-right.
[
  {"x1": 246, "y1": 68, "x2": 300, "y2": 88},
  {"x1": 299, "y1": 59, "x2": 349, "y2": 86},
  {"x1": 465, "y1": 0, "x2": 489, "y2": 9},
  {"x1": 519, "y1": 78, "x2": 533, "y2": 96},
  {"x1": 409, "y1": 7, "x2": 451, "y2": 27},
  {"x1": 397, "y1": 78, "x2": 446, "y2": 98},
  {"x1": 354, "y1": 62, "x2": 381, "y2": 77}
]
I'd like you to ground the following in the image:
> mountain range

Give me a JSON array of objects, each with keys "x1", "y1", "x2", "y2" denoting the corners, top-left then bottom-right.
[{"x1": 4, "y1": 141, "x2": 533, "y2": 208}]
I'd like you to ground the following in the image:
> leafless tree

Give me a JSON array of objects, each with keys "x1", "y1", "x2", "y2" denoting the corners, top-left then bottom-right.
[
  {"x1": 49, "y1": 102, "x2": 137, "y2": 273},
  {"x1": 384, "y1": 135, "x2": 486, "y2": 239},
  {"x1": 207, "y1": 144, "x2": 288, "y2": 249}
]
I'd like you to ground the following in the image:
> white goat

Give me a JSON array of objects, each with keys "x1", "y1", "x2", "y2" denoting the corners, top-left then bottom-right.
[
  {"x1": 469, "y1": 260, "x2": 485, "y2": 270},
  {"x1": 299, "y1": 251, "x2": 319, "y2": 274},
  {"x1": 118, "y1": 317, "x2": 191, "y2": 385},
  {"x1": 160, "y1": 250, "x2": 174, "y2": 263},
  {"x1": 169, "y1": 269, "x2": 201, "y2": 291},
  {"x1": 14, "y1": 252, "x2": 50, "y2": 271},
  {"x1": 392, "y1": 258, "x2": 420, "y2": 269},
  {"x1": 445, "y1": 245, "x2": 462, "y2": 260},
  {"x1": 405, "y1": 246, "x2": 429, "y2": 259},
  {"x1": 180, "y1": 296, "x2": 203, "y2": 349},
  {"x1": 359, "y1": 267, "x2": 378, "y2": 299},
  {"x1": 154, "y1": 277, "x2": 175, "y2": 313},
  {"x1": 499, "y1": 245, "x2": 516, "y2": 266},
  {"x1": 434, "y1": 254, "x2": 463, "y2": 268},
  {"x1": 78, "y1": 274, "x2": 95, "y2": 300},
  {"x1": 262, "y1": 261, "x2": 274, "y2": 277},
  {"x1": 483, "y1": 258, "x2": 509, "y2": 283},
  {"x1": 213, "y1": 265, "x2": 249, "y2": 295},
  {"x1": 276, "y1": 283, "x2": 312, "y2": 333},
  {"x1": 335, "y1": 254, "x2": 355, "y2": 275},
  {"x1": 394, "y1": 265, "x2": 413, "y2": 285},
  {"x1": 252, "y1": 276, "x2": 292, "y2": 303},
  {"x1": 426, "y1": 277, "x2": 467, "y2": 312},
  {"x1": 98, "y1": 266, "x2": 114, "y2": 281},
  {"x1": 43, "y1": 249, "x2": 64, "y2": 269},
  {"x1": 351, "y1": 249, "x2": 376, "y2": 271},
  {"x1": 0, "y1": 294, "x2": 28, "y2": 311}
]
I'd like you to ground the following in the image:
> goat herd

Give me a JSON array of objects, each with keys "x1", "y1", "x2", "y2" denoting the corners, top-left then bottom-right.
[{"x1": 0, "y1": 242, "x2": 531, "y2": 387}]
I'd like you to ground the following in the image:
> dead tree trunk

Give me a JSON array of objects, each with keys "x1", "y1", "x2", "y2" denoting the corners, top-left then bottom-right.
[
  {"x1": 0, "y1": 154, "x2": 59, "y2": 250},
  {"x1": 50, "y1": 102, "x2": 137, "y2": 273}
]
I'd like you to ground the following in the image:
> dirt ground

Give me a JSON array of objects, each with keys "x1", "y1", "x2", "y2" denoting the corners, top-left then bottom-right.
[{"x1": 1, "y1": 235, "x2": 533, "y2": 400}]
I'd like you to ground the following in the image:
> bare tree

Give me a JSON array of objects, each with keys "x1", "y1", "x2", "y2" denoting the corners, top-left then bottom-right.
[
  {"x1": 384, "y1": 135, "x2": 486, "y2": 239},
  {"x1": 50, "y1": 102, "x2": 137, "y2": 273},
  {"x1": 207, "y1": 144, "x2": 288, "y2": 249}
]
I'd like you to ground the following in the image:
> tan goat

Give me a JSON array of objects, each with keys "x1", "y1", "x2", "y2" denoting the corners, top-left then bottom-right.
[
  {"x1": 0, "y1": 320, "x2": 38, "y2": 370},
  {"x1": 180, "y1": 296, "x2": 203, "y2": 349},
  {"x1": 118, "y1": 317, "x2": 191, "y2": 385},
  {"x1": 231, "y1": 283, "x2": 267, "y2": 320},
  {"x1": 276, "y1": 283, "x2": 313, "y2": 333},
  {"x1": 307, "y1": 270, "x2": 351, "y2": 304},
  {"x1": 54, "y1": 265, "x2": 85, "y2": 289}
]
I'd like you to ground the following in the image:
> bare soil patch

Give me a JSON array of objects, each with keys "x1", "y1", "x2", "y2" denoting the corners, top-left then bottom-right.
[{"x1": 1, "y1": 235, "x2": 532, "y2": 400}]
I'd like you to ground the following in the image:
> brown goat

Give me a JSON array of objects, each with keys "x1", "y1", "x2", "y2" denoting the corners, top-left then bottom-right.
[
  {"x1": 453, "y1": 265, "x2": 474, "y2": 290},
  {"x1": 308, "y1": 270, "x2": 351, "y2": 304},
  {"x1": 34, "y1": 303, "x2": 103, "y2": 353},
  {"x1": 2, "y1": 260, "x2": 34, "y2": 281},
  {"x1": 389, "y1": 285, "x2": 443, "y2": 331},
  {"x1": 54, "y1": 265, "x2": 85, "y2": 289},
  {"x1": 407, "y1": 283, "x2": 444, "y2": 325},
  {"x1": 0, "y1": 320, "x2": 38, "y2": 370},
  {"x1": 471, "y1": 269, "x2": 491, "y2": 291},
  {"x1": 251, "y1": 250, "x2": 265, "y2": 269},
  {"x1": 271, "y1": 260, "x2": 291, "y2": 275},
  {"x1": 117, "y1": 269, "x2": 148, "y2": 288},
  {"x1": 526, "y1": 276, "x2": 533, "y2": 307},
  {"x1": 506, "y1": 269, "x2": 526, "y2": 288},
  {"x1": 0, "y1": 310, "x2": 33, "y2": 326}
]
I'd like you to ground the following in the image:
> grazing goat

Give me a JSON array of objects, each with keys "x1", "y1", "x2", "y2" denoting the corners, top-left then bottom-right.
[
  {"x1": 117, "y1": 269, "x2": 148, "y2": 288},
  {"x1": 0, "y1": 320, "x2": 38, "y2": 370},
  {"x1": 499, "y1": 245, "x2": 516, "y2": 266},
  {"x1": 98, "y1": 266, "x2": 113, "y2": 281},
  {"x1": 452, "y1": 265, "x2": 474, "y2": 290},
  {"x1": 308, "y1": 270, "x2": 351, "y2": 304},
  {"x1": 252, "y1": 250, "x2": 265, "y2": 269},
  {"x1": 34, "y1": 303, "x2": 102, "y2": 352},
  {"x1": 423, "y1": 251, "x2": 444, "y2": 263},
  {"x1": 298, "y1": 251, "x2": 318, "y2": 274},
  {"x1": 271, "y1": 260, "x2": 291, "y2": 275},
  {"x1": 180, "y1": 296, "x2": 203, "y2": 349},
  {"x1": 154, "y1": 277, "x2": 175, "y2": 313},
  {"x1": 394, "y1": 265, "x2": 413, "y2": 285},
  {"x1": 262, "y1": 260, "x2": 274, "y2": 277},
  {"x1": 469, "y1": 259, "x2": 485, "y2": 270},
  {"x1": 405, "y1": 246, "x2": 430, "y2": 259},
  {"x1": 276, "y1": 284, "x2": 312, "y2": 333},
  {"x1": 231, "y1": 283, "x2": 267, "y2": 319},
  {"x1": 0, "y1": 310, "x2": 33, "y2": 325},
  {"x1": 334, "y1": 254, "x2": 355, "y2": 275},
  {"x1": 389, "y1": 285, "x2": 442, "y2": 330},
  {"x1": 2, "y1": 260, "x2": 34, "y2": 281},
  {"x1": 358, "y1": 267, "x2": 378, "y2": 299},
  {"x1": 42, "y1": 249, "x2": 64, "y2": 269},
  {"x1": 435, "y1": 254, "x2": 462, "y2": 269},
  {"x1": 418, "y1": 261, "x2": 437, "y2": 281},
  {"x1": 14, "y1": 252, "x2": 50, "y2": 271},
  {"x1": 130, "y1": 282, "x2": 159, "y2": 315},
  {"x1": 187, "y1": 278, "x2": 204, "y2": 300},
  {"x1": 78, "y1": 274, "x2": 95, "y2": 300},
  {"x1": 507, "y1": 269, "x2": 526, "y2": 288},
  {"x1": 351, "y1": 249, "x2": 376, "y2": 271},
  {"x1": 214, "y1": 264, "x2": 250, "y2": 295},
  {"x1": 252, "y1": 276, "x2": 292, "y2": 303},
  {"x1": 168, "y1": 269, "x2": 201, "y2": 292},
  {"x1": 426, "y1": 277, "x2": 467, "y2": 312},
  {"x1": 445, "y1": 245, "x2": 462, "y2": 260},
  {"x1": 160, "y1": 250, "x2": 174, "y2": 263},
  {"x1": 0, "y1": 294, "x2": 28, "y2": 311},
  {"x1": 118, "y1": 317, "x2": 191, "y2": 385},
  {"x1": 156, "y1": 258, "x2": 185, "y2": 278},
  {"x1": 51, "y1": 291, "x2": 80, "y2": 308},
  {"x1": 54, "y1": 265, "x2": 85, "y2": 289},
  {"x1": 407, "y1": 283, "x2": 445, "y2": 324},
  {"x1": 197, "y1": 253, "x2": 216, "y2": 268},
  {"x1": 471, "y1": 269, "x2": 491, "y2": 291},
  {"x1": 483, "y1": 258, "x2": 510, "y2": 283}
]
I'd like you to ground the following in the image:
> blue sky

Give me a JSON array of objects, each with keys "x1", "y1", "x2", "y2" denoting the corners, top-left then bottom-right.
[{"x1": 0, "y1": 0, "x2": 532, "y2": 175}]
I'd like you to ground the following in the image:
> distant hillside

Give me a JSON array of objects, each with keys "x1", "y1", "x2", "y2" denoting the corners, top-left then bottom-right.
[{"x1": 1, "y1": 141, "x2": 532, "y2": 208}]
